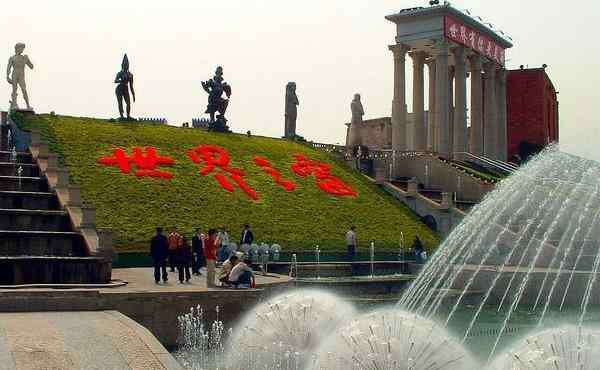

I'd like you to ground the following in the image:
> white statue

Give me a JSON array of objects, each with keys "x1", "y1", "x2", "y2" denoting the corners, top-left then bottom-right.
[
  {"x1": 347, "y1": 93, "x2": 364, "y2": 150},
  {"x1": 350, "y1": 93, "x2": 364, "y2": 125},
  {"x1": 6, "y1": 43, "x2": 34, "y2": 111}
]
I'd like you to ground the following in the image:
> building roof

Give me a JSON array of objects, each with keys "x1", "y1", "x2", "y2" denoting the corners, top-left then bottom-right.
[
  {"x1": 507, "y1": 67, "x2": 557, "y2": 93},
  {"x1": 385, "y1": 4, "x2": 513, "y2": 48}
]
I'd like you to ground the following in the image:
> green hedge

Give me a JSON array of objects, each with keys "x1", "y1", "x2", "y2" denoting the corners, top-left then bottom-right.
[{"x1": 16, "y1": 113, "x2": 439, "y2": 253}]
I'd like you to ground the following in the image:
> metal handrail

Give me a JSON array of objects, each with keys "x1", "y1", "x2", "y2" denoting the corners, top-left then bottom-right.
[{"x1": 453, "y1": 152, "x2": 518, "y2": 174}]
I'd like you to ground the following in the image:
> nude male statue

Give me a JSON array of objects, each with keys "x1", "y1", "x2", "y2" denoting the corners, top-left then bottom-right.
[{"x1": 6, "y1": 43, "x2": 34, "y2": 111}]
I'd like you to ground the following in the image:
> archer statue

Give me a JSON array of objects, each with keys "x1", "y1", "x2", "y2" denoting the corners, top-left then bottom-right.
[
  {"x1": 201, "y1": 66, "x2": 231, "y2": 132},
  {"x1": 114, "y1": 54, "x2": 135, "y2": 120}
]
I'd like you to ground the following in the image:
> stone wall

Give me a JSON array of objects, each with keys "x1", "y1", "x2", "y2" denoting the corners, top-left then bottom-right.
[
  {"x1": 0, "y1": 283, "x2": 292, "y2": 348},
  {"x1": 394, "y1": 154, "x2": 494, "y2": 201},
  {"x1": 381, "y1": 181, "x2": 465, "y2": 237},
  {"x1": 345, "y1": 113, "x2": 426, "y2": 151}
]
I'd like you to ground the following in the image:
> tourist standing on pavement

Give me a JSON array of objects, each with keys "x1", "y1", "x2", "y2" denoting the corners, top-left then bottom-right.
[
  {"x1": 191, "y1": 228, "x2": 205, "y2": 275},
  {"x1": 150, "y1": 227, "x2": 169, "y2": 284},
  {"x1": 240, "y1": 224, "x2": 254, "y2": 248},
  {"x1": 205, "y1": 228, "x2": 218, "y2": 287},
  {"x1": 176, "y1": 236, "x2": 192, "y2": 283},
  {"x1": 167, "y1": 227, "x2": 182, "y2": 272},
  {"x1": 346, "y1": 226, "x2": 358, "y2": 261}
]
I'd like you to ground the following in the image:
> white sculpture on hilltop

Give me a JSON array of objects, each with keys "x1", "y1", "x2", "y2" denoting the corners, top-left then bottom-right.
[
  {"x1": 347, "y1": 93, "x2": 364, "y2": 150},
  {"x1": 6, "y1": 43, "x2": 34, "y2": 111}
]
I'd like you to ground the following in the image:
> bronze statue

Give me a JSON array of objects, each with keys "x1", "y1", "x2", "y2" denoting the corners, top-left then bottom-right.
[
  {"x1": 114, "y1": 54, "x2": 135, "y2": 120},
  {"x1": 284, "y1": 82, "x2": 299, "y2": 138},
  {"x1": 6, "y1": 43, "x2": 34, "y2": 111},
  {"x1": 202, "y1": 66, "x2": 231, "y2": 125}
]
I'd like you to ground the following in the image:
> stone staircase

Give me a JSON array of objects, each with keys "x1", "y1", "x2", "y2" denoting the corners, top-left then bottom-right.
[
  {"x1": 0, "y1": 118, "x2": 112, "y2": 285},
  {"x1": 391, "y1": 177, "x2": 477, "y2": 212}
]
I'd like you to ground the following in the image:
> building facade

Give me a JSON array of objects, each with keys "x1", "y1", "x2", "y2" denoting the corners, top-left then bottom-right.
[
  {"x1": 506, "y1": 67, "x2": 559, "y2": 162},
  {"x1": 346, "y1": 4, "x2": 514, "y2": 168}
]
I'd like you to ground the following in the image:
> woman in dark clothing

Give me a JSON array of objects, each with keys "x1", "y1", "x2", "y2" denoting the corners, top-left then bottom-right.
[
  {"x1": 176, "y1": 237, "x2": 193, "y2": 283},
  {"x1": 191, "y1": 229, "x2": 205, "y2": 275}
]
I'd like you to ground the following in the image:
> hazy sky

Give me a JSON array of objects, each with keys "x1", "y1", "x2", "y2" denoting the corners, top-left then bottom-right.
[{"x1": 2, "y1": 0, "x2": 599, "y2": 161}]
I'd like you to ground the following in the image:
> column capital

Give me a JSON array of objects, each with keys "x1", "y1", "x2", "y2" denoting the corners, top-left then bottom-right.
[
  {"x1": 433, "y1": 38, "x2": 450, "y2": 55},
  {"x1": 388, "y1": 43, "x2": 410, "y2": 59},
  {"x1": 497, "y1": 68, "x2": 508, "y2": 83},
  {"x1": 409, "y1": 50, "x2": 427, "y2": 64},
  {"x1": 451, "y1": 46, "x2": 467, "y2": 59},
  {"x1": 483, "y1": 60, "x2": 498, "y2": 71},
  {"x1": 468, "y1": 54, "x2": 483, "y2": 71}
]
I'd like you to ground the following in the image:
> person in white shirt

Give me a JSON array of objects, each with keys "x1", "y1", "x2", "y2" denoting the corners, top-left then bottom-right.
[
  {"x1": 219, "y1": 255, "x2": 239, "y2": 286},
  {"x1": 346, "y1": 226, "x2": 357, "y2": 261},
  {"x1": 229, "y1": 258, "x2": 255, "y2": 288}
]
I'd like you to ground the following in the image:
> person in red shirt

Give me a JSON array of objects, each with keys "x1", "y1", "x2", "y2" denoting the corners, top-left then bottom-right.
[
  {"x1": 167, "y1": 227, "x2": 182, "y2": 272},
  {"x1": 204, "y1": 228, "x2": 218, "y2": 287}
]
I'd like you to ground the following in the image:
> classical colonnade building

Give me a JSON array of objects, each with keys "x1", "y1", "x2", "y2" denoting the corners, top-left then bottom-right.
[{"x1": 385, "y1": 5, "x2": 513, "y2": 161}]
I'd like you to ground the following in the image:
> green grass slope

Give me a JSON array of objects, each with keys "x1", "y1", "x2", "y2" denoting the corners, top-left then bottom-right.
[{"x1": 16, "y1": 113, "x2": 438, "y2": 252}]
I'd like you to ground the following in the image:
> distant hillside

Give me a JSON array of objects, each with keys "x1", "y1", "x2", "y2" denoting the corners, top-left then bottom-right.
[{"x1": 15, "y1": 113, "x2": 438, "y2": 252}]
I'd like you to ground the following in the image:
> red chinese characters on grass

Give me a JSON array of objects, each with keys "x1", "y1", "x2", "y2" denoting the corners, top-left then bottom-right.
[
  {"x1": 97, "y1": 146, "x2": 358, "y2": 199},
  {"x1": 253, "y1": 156, "x2": 296, "y2": 192},
  {"x1": 291, "y1": 154, "x2": 357, "y2": 197},
  {"x1": 97, "y1": 147, "x2": 175, "y2": 179},
  {"x1": 186, "y1": 144, "x2": 258, "y2": 200}
]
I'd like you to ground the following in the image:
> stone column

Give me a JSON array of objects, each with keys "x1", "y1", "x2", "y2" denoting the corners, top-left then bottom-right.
[
  {"x1": 453, "y1": 47, "x2": 468, "y2": 155},
  {"x1": 469, "y1": 55, "x2": 484, "y2": 156},
  {"x1": 434, "y1": 39, "x2": 450, "y2": 158},
  {"x1": 411, "y1": 51, "x2": 426, "y2": 151},
  {"x1": 496, "y1": 68, "x2": 508, "y2": 161},
  {"x1": 426, "y1": 58, "x2": 436, "y2": 152},
  {"x1": 448, "y1": 66, "x2": 455, "y2": 155},
  {"x1": 389, "y1": 44, "x2": 410, "y2": 153},
  {"x1": 483, "y1": 62, "x2": 498, "y2": 159}
]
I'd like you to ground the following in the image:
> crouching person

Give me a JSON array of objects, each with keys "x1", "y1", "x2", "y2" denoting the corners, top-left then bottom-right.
[
  {"x1": 229, "y1": 258, "x2": 255, "y2": 289},
  {"x1": 219, "y1": 255, "x2": 239, "y2": 286}
]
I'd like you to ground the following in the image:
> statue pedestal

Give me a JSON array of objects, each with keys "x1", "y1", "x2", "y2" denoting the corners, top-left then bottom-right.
[
  {"x1": 208, "y1": 119, "x2": 230, "y2": 133},
  {"x1": 12, "y1": 108, "x2": 35, "y2": 115}
]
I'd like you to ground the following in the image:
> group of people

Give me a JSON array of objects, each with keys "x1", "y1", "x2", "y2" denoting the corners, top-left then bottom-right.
[{"x1": 149, "y1": 224, "x2": 256, "y2": 288}]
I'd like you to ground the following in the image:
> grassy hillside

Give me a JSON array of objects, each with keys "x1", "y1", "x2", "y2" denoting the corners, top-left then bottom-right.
[{"x1": 15, "y1": 113, "x2": 438, "y2": 252}]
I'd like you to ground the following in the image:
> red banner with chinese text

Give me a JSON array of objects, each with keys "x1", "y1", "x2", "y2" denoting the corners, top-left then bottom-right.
[{"x1": 444, "y1": 16, "x2": 506, "y2": 65}]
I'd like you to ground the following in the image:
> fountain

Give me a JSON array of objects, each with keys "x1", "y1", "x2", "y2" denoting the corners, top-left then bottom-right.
[
  {"x1": 315, "y1": 245, "x2": 321, "y2": 280},
  {"x1": 369, "y1": 241, "x2": 375, "y2": 277},
  {"x1": 175, "y1": 147, "x2": 600, "y2": 369},
  {"x1": 308, "y1": 308, "x2": 477, "y2": 370},
  {"x1": 488, "y1": 326, "x2": 600, "y2": 370},
  {"x1": 174, "y1": 305, "x2": 227, "y2": 370},
  {"x1": 397, "y1": 146, "x2": 600, "y2": 361},
  {"x1": 398, "y1": 231, "x2": 405, "y2": 262},
  {"x1": 289, "y1": 253, "x2": 298, "y2": 278},
  {"x1": 223, "y1": 289, "x2": 356, "y2": 370}
]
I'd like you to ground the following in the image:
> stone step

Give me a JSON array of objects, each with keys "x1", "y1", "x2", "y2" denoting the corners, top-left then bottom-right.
[
  {"x1": 0, "y1": 191, "x2": 58, "y2": 210},
  {"x1": 0, "y1": 209, "x2": 71, "y2": 231},
  {"x1": 0, "y1": 176, "x2": 48, "y2": 192},
  {"x1": 0, "y1": 162, "x2": 39, "y2": 177},
  {"x1": 0, "y1": 230, "x2": 85, "y2": 257},
  {"x1": 0, "y1": 256, "x2": 111, "y2": 284},
  {"x1": 0, "y1": 151, "x2": 33, "y2": 164}
]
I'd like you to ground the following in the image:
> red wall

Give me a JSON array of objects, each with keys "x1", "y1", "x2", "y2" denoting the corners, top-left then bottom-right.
[{"x1": 506, "y1": 68, "x2": 559, "y2": 161}]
